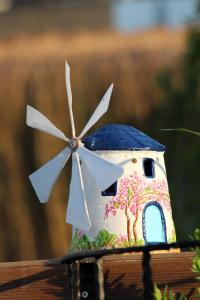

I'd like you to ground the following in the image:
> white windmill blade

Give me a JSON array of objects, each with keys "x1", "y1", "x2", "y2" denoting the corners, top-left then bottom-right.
[
  {"x1": 79, "y1": 83, "x2": 113, "y2": 139},
  {"x1": 77, "y1": 146, "x2": 123, "y2": 191},
  {"x1": 65, "y1": 61, "x2": 76, "y2": 137},
  {"x1": 66, "y1": 152, "x2": 91, "y2": 231},
  {"x1": 29, "y1": 147, "x2": 71, "y2": 203},
  {"x1": 26, "y1": 105, "x2": 69, "y2": 142}
]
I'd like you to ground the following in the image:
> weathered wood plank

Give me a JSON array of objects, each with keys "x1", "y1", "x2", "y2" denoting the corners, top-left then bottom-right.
[
  {"x1": 0, "y1": 252, "x2": 198, "y2": 299},
  {"x1": 103, "y1": 252, "x2": 198, "y2": 299},
  {"x1": 0, "y1": 259, "x2": 66, "y2": 299}
]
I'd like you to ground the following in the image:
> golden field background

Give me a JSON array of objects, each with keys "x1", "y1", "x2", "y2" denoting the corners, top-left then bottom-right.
[{"x1": 0, "y1": 26, "x2": 198, "y2": 261}]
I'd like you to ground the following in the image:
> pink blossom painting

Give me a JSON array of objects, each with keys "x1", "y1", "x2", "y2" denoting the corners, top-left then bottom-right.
[{"x1": 104, "y1": 172, "x2": 172, "y2": 244}]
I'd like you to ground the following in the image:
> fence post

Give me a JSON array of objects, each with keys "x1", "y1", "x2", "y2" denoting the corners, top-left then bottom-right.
[
  {"x1": 65, "y1": 258, "x2": 104, "y2": 300},
  {"x1": 142, "y1": 250, "x2": 154, "y2": 300}
]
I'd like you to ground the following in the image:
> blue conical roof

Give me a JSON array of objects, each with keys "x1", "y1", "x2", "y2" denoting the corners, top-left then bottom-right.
[{"x1": 83, "y1": 124, "x2": 166, "y2": 152}]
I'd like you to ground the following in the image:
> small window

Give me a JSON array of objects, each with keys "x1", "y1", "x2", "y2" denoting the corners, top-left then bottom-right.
[
  {"x1": 143, "y1": 158, "x2": 155, "y2": 178},
  {"x1": 101, "y1": 182, "x2": 117, "y2": 196}
]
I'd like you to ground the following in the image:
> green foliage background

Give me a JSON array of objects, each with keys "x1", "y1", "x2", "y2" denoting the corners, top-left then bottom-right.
[{"x1": 148, "y1": 20, "x2": 200, "y2": 240}]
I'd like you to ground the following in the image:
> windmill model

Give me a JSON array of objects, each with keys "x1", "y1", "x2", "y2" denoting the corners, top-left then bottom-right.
[{"x1": 27, "y1": 62, "x2": 177, "y2": 251}]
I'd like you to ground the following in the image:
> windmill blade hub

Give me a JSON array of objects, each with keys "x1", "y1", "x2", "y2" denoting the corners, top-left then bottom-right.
[{"x1": 69, "y1": 137, "x2": 82, "y2": 150}]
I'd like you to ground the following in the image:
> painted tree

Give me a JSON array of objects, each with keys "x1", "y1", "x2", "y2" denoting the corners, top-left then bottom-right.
[{"x1": 104, "y1": 172, "x2": 171, "y2": 243}]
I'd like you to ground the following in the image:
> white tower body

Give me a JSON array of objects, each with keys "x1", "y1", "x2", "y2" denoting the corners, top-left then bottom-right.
[{"x1": 72, "y1": 124, "x2": 177, "y2": 250}]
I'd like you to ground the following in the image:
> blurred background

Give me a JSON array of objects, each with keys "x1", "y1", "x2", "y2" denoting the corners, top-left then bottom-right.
[{"x1": 0, "y1": 0, "x2": 199, "y2": 261}]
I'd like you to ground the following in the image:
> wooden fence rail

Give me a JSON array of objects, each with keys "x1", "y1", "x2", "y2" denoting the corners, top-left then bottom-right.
[{"x1": 0, "y1": 252, "x2": 198, "y2": 299}]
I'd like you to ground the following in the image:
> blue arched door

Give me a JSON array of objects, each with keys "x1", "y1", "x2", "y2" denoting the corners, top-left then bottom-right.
[{"x1": 143, "y1": 202, "x2": 167, "y2": 244}]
